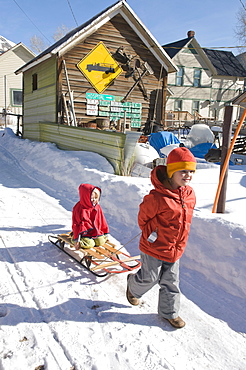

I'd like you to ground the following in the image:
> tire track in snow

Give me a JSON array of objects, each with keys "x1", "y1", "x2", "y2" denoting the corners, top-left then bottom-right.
[
  {"x1": 0, "y1": 149, "x2": 76, "y2": 369},
  {"x1": 0, "y1": 235, "x2": 27, "y2": 304},
  {"x1": 0, "y1": 235, "x2": 75, "y2": 369},
  {"x1": 0, "y1": 163, "x2": 112, "y2": 368}
]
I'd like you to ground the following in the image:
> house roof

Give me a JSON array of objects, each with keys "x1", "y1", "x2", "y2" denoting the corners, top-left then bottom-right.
[
  {"x1": 0, "y1": 35, "x2": 15, "y2": 54},
  {"x1": 203, "y1": 48, "x2": 246, "y2": 77},
  {"x1": 162, "y1": 37, "x2": 192, "y2": 59},
  {"x1": 0, "y1": 42, "x2": 35, "y2": 61},
  {"x1": 16, "y1": 0, "x2": 177, "y2": 74},
  {"x1": 163, "y1": 34, "x2": 246, "y2": 78}
]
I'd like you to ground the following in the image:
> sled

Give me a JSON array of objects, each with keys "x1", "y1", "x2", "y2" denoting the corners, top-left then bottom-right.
[{"x1": 48, "y1": 233, "x2": 141, "y2": 277}]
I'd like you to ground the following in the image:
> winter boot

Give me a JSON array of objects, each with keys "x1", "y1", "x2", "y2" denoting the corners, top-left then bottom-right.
[
  {"x1": 126, "y1": 274, "x2": 139, "y2": 306},
  {"x1": 166, "y1": 316, "x2": 186, "y2": 329}
]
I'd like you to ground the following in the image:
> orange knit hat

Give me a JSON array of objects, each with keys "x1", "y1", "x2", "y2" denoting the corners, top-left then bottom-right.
[{"x1": 166, "y1": 147, "x2": 196, "y2": 178}]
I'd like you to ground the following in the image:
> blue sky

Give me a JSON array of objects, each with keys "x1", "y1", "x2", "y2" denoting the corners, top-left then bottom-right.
[{"x1": 0, "y1": 0, "x2": 244, "y2": 54}]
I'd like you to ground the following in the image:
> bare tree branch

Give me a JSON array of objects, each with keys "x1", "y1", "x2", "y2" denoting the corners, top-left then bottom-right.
[
  {"x1": 235, "y1": 2, "x2": 246, "y2": 52},
  {"x1": 30, "y1": 25, "x2": 70, "y2": 53},
  {"x1": 30, "y1": 35, "x2": 48, "y2": 54},
  {"x1": 53, "y1": 25, "x2": 70, "y2": 42}
]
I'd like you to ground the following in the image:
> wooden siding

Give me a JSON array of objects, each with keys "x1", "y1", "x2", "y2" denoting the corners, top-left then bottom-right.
[
  {"x1": 59, "y1": 14, "x2": 166, "y2": 127},
  {"x1": 21, "y1": 13, "x2": 163, "y2": 174},
  {"x1": 23, "y1": 57, "x2": 57, "y2": 125},
  {"x1": 24, "y1": 85, "x2": 57, "y2": 123},
  {"x1": 23, "y1": 122, "x2": 140, "y2": 175},
  {"x1": 22, "y1": 122, "x2": 40, "y2": 141}
]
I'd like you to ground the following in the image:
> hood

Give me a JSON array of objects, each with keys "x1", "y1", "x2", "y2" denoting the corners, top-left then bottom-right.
[
  {"x1": 78, "y1": 183, "x2": 101, "y2": 208},
  {"x1": 150, "y1": 165, "x2": 170, "y2": 192},
  {"x1": 150, "y1": 165, "x2": 193, "y2": 201}
]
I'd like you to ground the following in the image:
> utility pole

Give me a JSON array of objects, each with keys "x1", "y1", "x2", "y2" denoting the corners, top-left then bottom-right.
[
  {"x1": 4, "y1": 75, "x2": 7, "y2": 127},
  {"x1": 161, "y1": 74, "x2": 168, "y2": 129}
]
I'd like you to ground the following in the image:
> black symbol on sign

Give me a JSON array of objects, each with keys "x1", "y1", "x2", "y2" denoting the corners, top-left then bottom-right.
[{"x1": 86, "y1": 63, "x2": 115, "y2": 74}]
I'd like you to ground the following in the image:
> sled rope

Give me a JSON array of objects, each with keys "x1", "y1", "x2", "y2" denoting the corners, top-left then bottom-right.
[
  {"x1": 121, "y1": 232, "x2": 141, "y2": 248},
  {"x1": 93, "y1": 232, "x2": 141, "y2": 267}
]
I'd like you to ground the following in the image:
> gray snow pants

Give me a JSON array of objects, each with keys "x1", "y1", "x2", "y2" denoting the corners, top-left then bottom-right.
[{"x1": 128, "y1": 252, "x2": 180, "y2": 319}]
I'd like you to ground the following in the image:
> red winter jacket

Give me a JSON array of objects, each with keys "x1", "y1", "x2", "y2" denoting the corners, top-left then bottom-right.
[
  {"x1": 138, "y1": 165, "x2": 196, "y2": 263},
  {"x1": 72, "y1": 183, "x2": 109, "y2": 240}
]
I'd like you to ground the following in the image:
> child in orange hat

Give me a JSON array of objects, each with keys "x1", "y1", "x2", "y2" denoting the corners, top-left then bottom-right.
[{"x1": 126, "y1": 147, "x2": 196, "y2": 329}]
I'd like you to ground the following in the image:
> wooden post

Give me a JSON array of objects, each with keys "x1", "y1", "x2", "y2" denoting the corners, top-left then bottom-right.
[
  {"x1": 16, "y1": 115, "x2": 21, "y2": 136},
  {"x1": 4, "y1": 75, "x2": 7, "y2": 127},
  {"x1": 161, "y1": 74, "x2": 168, "y2": 128},
  {"x1": 216, "y1": 105, "x2": 233, "y2": 213}
]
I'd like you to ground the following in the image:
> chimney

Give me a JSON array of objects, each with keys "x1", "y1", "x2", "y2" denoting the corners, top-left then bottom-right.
[{"x1": 187, "y1": 30, "x2": 195, "y2": 38}]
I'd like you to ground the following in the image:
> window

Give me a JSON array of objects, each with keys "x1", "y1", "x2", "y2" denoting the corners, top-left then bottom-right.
[
  {"x1": 194, "y1": 69, "x2": 201, "y2": 87},
  {"x1": 174, "y1": 99, "x2": 182, "y2": 111},
  {"x1": 192, "y1": 101, "x2": 200, "y2": 115},
  {"x1": 32, "y1": 73, "x2": 38, "y2": 91},
  {"x1": 176, "y1": 67, "x2": 184, "y2": 86},
  {"x1": 11, "y1": 89, "x2": 22, "y2": 106}
]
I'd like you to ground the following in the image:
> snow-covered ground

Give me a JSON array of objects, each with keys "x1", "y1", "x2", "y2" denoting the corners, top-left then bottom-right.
[{"x1": 0, "y1": 127, "x2": 245, "y2": 370}]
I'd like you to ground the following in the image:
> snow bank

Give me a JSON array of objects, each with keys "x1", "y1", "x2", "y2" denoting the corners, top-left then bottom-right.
[
  {"x1": 1, "y1": 128, "x2": 246, "y2": 300},
  {"x1": 0, "y1": 127, "x2": 246, "y2": 369}
]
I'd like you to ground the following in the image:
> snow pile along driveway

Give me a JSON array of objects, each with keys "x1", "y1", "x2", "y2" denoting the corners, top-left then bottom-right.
[{"x1": 0, "y1": 128, "x2": 245, "y2": 369}]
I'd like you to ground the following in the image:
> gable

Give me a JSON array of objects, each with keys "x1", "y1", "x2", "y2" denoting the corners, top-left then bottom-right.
[
  {"x1": 17, "y1": 0, "x2": 176, "y2": 75},
  {"x1": 162, "y1": 37, "x2": 192, "y2": 59},
  {"x1": 63, "y1": 14, "x2": 164, "y2": 85},
  {"x1": 13, "y1": 45, "x2": 35, "y2": 64},
  {"x1": 0, "y1": 43, "x2": 35, "y2": 67},
  {"x1": 0, "y1": 49, "x2": 31, "y2": 73}
]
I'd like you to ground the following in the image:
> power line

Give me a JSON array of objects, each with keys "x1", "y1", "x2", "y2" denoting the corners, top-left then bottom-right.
[
  {"x1": 66, "y1": 0, "x2": 78, "y2": 26},
  {"x1": 239, "y1": 0, "x2": 246, "y2": 12},
  {"x1": 12, "y1": 0, "x2": 51, "y2": 44},
  {"x1": 10, "y1": 0, "x2": 245, "y2": 51},
  {"x1": 164, "y1": 45, "x2": 246, "y2": 50},
  {"x1": 204, "y1": 46, "x2": 246, "y2": 49}
]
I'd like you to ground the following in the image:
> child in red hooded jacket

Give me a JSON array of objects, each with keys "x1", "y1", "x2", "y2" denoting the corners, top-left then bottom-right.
[
  {"x1": 126, "y1": 147, "x2": 196, "y2": 329},
  {"x1": 72, "y1": 183, "x2": 109, "y2": 249}
]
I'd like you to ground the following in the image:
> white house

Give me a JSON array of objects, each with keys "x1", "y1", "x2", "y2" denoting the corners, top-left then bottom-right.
[
  {"x1": 0, "y1": 37, "x2": 35, "y2": 126},
  {"x1": 162, "y1": 31, "x2": 246, "y2": 124}
]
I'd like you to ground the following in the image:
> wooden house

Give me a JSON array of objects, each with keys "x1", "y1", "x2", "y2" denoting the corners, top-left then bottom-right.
[
  {"x1": 0, "y1": 39, "x2": 35, "y2": 126},
  {"x1": 16, "y1": 0, "x2": 177, "y2": 174},
  {"x1": 162, "y1": 31, "x2": 246, "y2": 125}
]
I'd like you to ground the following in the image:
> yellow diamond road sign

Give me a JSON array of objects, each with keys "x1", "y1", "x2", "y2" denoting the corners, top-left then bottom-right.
[{"x1": 77, "y1": 42, "x2": 122, "y2": 94}]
